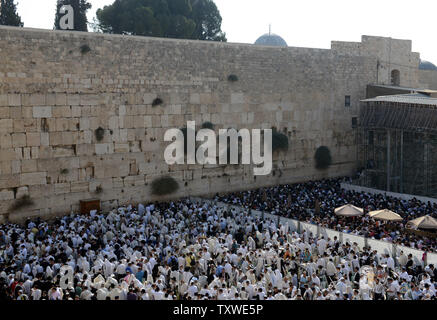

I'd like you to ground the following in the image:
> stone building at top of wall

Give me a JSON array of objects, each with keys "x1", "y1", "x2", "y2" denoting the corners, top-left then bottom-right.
[{"x1": 331, "y1": 35, "x2": 421, "y2": 88}]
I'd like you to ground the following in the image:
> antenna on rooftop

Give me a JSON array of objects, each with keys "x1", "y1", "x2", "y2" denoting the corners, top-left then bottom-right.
[{"x1": 269, "y1": 24, "x2": 271, "y2": 35}]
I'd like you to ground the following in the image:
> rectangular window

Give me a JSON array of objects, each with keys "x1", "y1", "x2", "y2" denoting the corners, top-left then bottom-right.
[
  {"x1": 345, "y1": 95, "x2": 351, "y2": 107},
  {"x1": 352, "y1": 117, "x2": 358, "y2": 128},
  {"x1": 368, "y1": 131, "x2": 374, "y2": 145}
]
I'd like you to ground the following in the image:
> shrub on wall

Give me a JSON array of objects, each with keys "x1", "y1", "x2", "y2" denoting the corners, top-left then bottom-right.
[
  {"x1": 272, "y1": 129, "x2": 289, "y2": 153},
  {"x1": 95, "y1": 127, "x2": 105, "y2": 141},
  {"x1": 152, "y1": 98, "x2": 163, "y2": 107},
  {"x1": 314, "y1": 146, "x2": 332, "y2": 169},
  {"x1": 201, "y1": 121, "x2": 214, "y2": 130},
  {"x1": 227, "y1": 74, "x2": 238, "y2": 82},
  {"x1": 10, "y1": 195, "x2": 34, "y2": 212},
  {"x1": 151, "y1": 176, "x2": 179, "y2": 196},
  {"x1": 80, "y1": 44, "x2": 91, "y2": 54}
]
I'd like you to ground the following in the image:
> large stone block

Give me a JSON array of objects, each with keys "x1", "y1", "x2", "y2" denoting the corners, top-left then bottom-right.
[
  {"x1": 80, "y1": 94, "x2": 99, "y2": 106},
  {"x1": 0, "y1": 119, "x2": 13, "y2": 133},
  {"x1": 0, "y1": 94, "x2": 7, "y2": 107},
  {"x1": 8, "y1": 94, "x2": 21, "y2": 107},
  {"x1": 22, "y1": 94, "x2": 46, "y2": 106},
  {"x1": 0, "y1": 189, "x2": 14, "y2": 201},
  {"x1": 26, "y1": 132, "x2": 41, "y2": 147},
  {"x1": 21, "y1": 159, "x2": 37, "y2": 173},
  {"x1": 20, "y1": 172, "x2": 46, "y2": 186},
  {"x1": 70, "y1": 182, "x2": 89, "y2": 193},
  {"x1": 55, "y1": 183, "x2": 70, "y2": 195},
  {"x1": 114, "y1": 143, "x2": 129, "y2": 153},
  {"x1": 0, "y1": 133, "x2": 12, "y2": 149},
  {"x1": 12, "y1": 133, "x2": 26, "y2": 147},
  {"x1": 33, "y1": 106, "x2": 52, "y2": 118},
  {"x1": 0, "y1": 107, "x2": 9, "y2": 118},
  {"x1": 95, "y1": 143, "x2": 111, "y2": 155}
]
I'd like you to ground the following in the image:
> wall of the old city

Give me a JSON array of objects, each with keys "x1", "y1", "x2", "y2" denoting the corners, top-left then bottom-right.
[
  {"x1": 419, "y1": 69, "x2": 437, "y2": 90},
  {"x1": 0, "y1": 26, "x2": 378, "y2": 222},
  {"x1": 332, "y1": 35, "x2": 420, "y2": 88}
]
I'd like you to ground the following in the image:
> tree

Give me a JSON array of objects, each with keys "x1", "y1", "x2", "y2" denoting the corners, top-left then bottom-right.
[
  {"x1": 54, "y1": 0, "x2": 92, "y2": 32},
  {"x1": 0, "y1": 0, "x2": 23, "y2": 27},
  {"x1": 191, "y1": 0, "x2": 225, "y2": 41},
  {"x1": 96, "y1": 0, "x2": 226, "y2": 41}
]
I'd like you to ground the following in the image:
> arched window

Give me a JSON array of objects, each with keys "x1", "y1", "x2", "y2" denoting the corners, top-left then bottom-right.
[{"x1": 391, "y1": 69, "x2": 400, "y2": 86}]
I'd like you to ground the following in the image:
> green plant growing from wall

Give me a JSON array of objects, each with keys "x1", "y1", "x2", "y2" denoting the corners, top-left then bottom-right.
[
  {"x1": 95, "y1": 186, "x2": 103, "y2": 194},
  {"x1": 151, "y1": 176, "x2": 179, "y2": 196},
  {"x1": 314, "y1": 146, "x2": 332, "y2": 169},
  {"x1": 227, "y1": 74, "x2": 238, "y2": 82},
  {"x1": 95, "y1": 127, "x2": 105, "y2": 141},
  {"x1": 152, "y1": 98, "x2": 163, "y2": 107},
  {"x1": 80, "y1": 44, "x2": 91, "y2": 54},
  {"x1": 201, "y1": 121, "x2": 214, "y2": 130},
  {"x1": 272, "y1": 128, "x2": 289, "y2": 153},
  {"x1": 9, "y1": 195, "x2": 34, "y2": 212},
  {"x1": 60, "y1": 168, "x2": 69, "y2": 175}
]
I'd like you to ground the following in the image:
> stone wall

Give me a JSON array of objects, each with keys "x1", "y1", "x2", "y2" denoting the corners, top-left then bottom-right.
[
  {"x1": 0, "y1": 26, "x2": 377, "y2": 222},
  {"x1": 418, "y1": 69, "x2": 437, "y2": 90},
  {"x1": 332, "y1": 35, "x2": 420, "y2": 88}
]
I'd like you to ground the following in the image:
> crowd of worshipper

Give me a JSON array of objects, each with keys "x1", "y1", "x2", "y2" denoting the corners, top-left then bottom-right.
[
  {"x1": 0, "y1": 196, "x2": 436, "y2": 301},
  {"x1": 215, "y1": 177, "x2": 437, "y2": 253}
]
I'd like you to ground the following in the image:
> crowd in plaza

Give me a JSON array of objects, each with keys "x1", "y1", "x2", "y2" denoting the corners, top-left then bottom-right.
[
  {"x1": 216, "y1": 178, "x2": 437, "y2": 253},
  {"x1": 0, "y1": 193, "x2": 436, "y2": 301}
]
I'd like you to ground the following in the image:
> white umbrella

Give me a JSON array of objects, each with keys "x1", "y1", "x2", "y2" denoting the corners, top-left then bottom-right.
[
  {"x1": 334, "y1": 204, "x2": 363, "y2": 217},
  {"x1": 406, "y1": 215, "x2": 437, "y2": 230},
  {"x1": 368, "y1": 209, "x2": 403, "y2": 222}
]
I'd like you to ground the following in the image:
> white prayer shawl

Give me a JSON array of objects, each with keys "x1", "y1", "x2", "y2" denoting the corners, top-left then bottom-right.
[
  {"x1": 96, "y1": 287, "x2": 109, "y2": 300},
  {"x1": 93, "y1": 274, "x2": 106, "y2": 287},
  {"x1": 45, "y1": 266, "x2": 53, "y2": 279},
  {"x1": 110, "y1": 288, "x2": 123, "y2": 300},
  {"x1": 247, "y1": 237, "x2": 256, "y2": 251},
  {"x1": 105, "y1": 276, "x2": 118, "y2": 288},
  {"x1": 80, "y1": 289, "x2": 93, "y2": 300},
  {"x1": 274, "y1": 293, "x2": 287, "y2": 300}
]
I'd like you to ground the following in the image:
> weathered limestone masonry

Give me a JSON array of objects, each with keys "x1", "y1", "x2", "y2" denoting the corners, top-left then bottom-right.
[
  {"x1": 419, "y1": 70, "x2": 437, "y2": 90},
  {"x1": 331, "y1": 35, "x2": 421, "y2": 88},
  {"x1": 0, "y1": 26, "x2": 387, "y2": 222}
]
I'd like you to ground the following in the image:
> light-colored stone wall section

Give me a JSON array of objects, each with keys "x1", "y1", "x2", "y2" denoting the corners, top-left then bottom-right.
[
  {"x1": 332, "y1": 35, "x2": 420, "y2": 88},
  {"x1": 0, "y1": 26, "x2": 377, "y2": 222},
  {"x1": 418, "y1": 70, "x2": 437, "y2": 90}
]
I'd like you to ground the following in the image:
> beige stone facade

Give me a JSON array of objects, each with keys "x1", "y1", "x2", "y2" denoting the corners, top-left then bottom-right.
[{"x1": 0, "y1": 27, "x2": 434, "y2": 223}]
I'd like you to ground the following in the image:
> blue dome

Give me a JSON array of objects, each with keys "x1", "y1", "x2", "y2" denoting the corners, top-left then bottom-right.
[
  {"x1": 419, "y1": 60, "x2": 437, "y2": 70},
  {"x1": 254, "y1": 33, "x2": 287, "y2": 47}
]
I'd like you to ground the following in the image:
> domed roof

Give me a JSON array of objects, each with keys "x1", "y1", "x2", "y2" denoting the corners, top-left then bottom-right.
[
  {"x1": 254, "y1": 33, "x2": 288, "y2": 47},
  {"x1": 419, "y1": 60, "x2": 437, "y2": 70}
]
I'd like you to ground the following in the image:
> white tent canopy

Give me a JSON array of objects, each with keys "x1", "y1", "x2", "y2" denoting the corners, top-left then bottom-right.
[
  {"x1": 368, "y1": 209, "x2": 403, "y2": 222},
  {"x1": 406, "y1": 215, "x2": 437, "y2": 230},
  {"x1": 334, "y1": 204, "x2": 364, "y2": 217}
]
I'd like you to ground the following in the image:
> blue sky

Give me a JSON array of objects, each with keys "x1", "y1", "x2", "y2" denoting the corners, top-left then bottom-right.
[{"x1": 15, "y1": 0, "x2": 437, "y2": 63}]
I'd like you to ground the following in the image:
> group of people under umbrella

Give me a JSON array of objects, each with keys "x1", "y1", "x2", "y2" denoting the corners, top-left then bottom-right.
[{"x1": 334, "y1": 204, "x2": 437, "y2": 230}]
